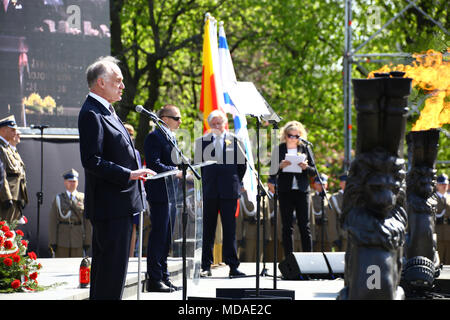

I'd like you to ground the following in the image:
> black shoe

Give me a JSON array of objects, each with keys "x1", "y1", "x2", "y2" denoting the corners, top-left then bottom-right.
[
  {"x1": 163, "y1": 279, "x2": 182, "y2": 291},
  {"x1": 146, "y1": 280, "x2": 174, "y2": 292},
  {"x1": 229, "y1": 268, "x2": 246, "y2": 278},
  {"x1": 200, "y1": 269, "x2": 212, "y2": 277}
]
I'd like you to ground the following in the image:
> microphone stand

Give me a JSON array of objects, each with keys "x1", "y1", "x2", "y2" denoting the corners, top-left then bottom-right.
[
  {"x1": 270, "y1": 121, "x2": 279, "y2": 289},
  {"x1": 30, "y1": 124, "x2": 48, "y2": 257},
  {"x1": 260, "y1": 192, "x2": 268, "y2": 277},
  {"x1": 303, "y1": 143, "x2": 331, "y2": 252},
  {"x1": 137, "y1": 108, "x2": 200, "y2": 301},
  {"x1": 235, "y1": 120, "x2": 272, "y2": 297}
]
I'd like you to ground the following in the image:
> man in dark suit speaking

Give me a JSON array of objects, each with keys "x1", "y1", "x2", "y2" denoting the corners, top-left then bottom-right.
[
  {"x1": 78, "y1": 56, "x2": 155, "y2": 300},
  {"x1": 194, "y1": 110, "x2": 247, "y2": 278}
]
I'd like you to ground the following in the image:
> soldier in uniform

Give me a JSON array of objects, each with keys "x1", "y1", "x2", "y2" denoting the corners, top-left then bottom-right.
[
  {"x1": 310, "y1": 174, "x2": 338, "y2": 252},
  {"x1": 48, "y1": 169, "x2": 92, "y2": 258},
  {"x1": 7, "y1": 122, "x2": 28, "y2": 224},
  {"x1": 329, "y1": 173, "x2": 347, "y2": 251},
  {"x1": 0, "y1": 115, "x2": 28, "y2": 223},
  {"x1": 435, "y1": 173, "x2": 450, "y2": 265}
]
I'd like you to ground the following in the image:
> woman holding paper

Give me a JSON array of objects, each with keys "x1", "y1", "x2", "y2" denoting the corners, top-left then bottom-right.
[{"x1": 268, "y1": 121, "x2": 315, "y2": 257}]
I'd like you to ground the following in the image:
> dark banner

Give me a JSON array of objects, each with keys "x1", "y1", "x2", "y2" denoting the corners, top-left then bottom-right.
[
  {"x1": 18, "y1": 137, "x2": 85, "y2": 257},
  {"x1": 0, "y1": 0, "x2": 110, "y2": 128}
]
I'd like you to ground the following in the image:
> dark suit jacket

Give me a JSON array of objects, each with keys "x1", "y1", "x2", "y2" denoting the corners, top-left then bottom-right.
[
  {"x1": 194, "y1": 132, "x2": 246, "y2": 200},
  {"x1": 269, "y1": 143, "x2": 315, "y2": 193},
  {"x1": 144, "y1": 128, "x2": 177, "y2": 203},
  {"x1": 78, "y1": 95, "x2": 146, "y2": 222}
]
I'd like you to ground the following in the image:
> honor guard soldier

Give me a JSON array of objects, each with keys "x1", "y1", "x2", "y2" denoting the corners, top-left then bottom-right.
[
  {"x1": 329, "y1": 173, "x2": 347, "y2": 251},
  {"x1": 311, "y1": 174, "x2": 338, "y2": 252},
  {"x1": 435, "y1": 173, "x2": 450, "y2": 265},
  {"x1": 0, "y1": 115, "x2": 28, "y2": 223},
  {"x1": 48, "y1": 169, "x2": 92, "y2": 258}
]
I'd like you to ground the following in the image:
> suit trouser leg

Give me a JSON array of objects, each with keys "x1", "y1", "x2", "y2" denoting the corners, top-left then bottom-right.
[
  {"x1": 147, "y1": 202, "x2": 171, "y2": 282},
  {"x1": 219, "y1": 199, "x2": 240, "y2": 269},
  {"x1": 278, "y1": 192, "x2": 295, "y2": 257},
  {"x1": 89, "y1": 215, "x2": 133, "y2": 300},
  {"x1": 202, "y1": 198, "x2": 219, "y2": 270},
  {"x1": 294, "y1": 192, "x2": 313, "y2": 252}
]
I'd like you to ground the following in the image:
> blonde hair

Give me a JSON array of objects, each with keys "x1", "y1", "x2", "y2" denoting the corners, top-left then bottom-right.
[
  {"x1": 123, "y1": 123, "x2": 135, "y2": 137},
  {"x1": 280, "y1": 120, "x2": 307, "y2": 144}
]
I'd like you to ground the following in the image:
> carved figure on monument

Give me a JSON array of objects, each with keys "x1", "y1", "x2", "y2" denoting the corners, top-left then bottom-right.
[
  {"x1": 338, "y1": 72, "x2": 411, "y2": 300},
  {"x1": 401, "y1": 129, "x2": 441, "y2": 296}
]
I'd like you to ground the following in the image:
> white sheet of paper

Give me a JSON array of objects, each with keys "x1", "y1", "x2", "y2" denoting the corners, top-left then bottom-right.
[
  {"x1": 282, "y1": 153, "x2": 306, "y2": 173},
  {"x1": 227, "y1": 82, "x2": 271, "y2": 117}
]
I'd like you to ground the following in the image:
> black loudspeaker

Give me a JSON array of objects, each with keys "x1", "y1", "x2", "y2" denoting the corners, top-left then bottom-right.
[
  {"x1": 323, "y1": 252, "x2": 345, "y2": 278},
  {"x1": 279, "y1": 252, "x2": 345, "y2": 280}
]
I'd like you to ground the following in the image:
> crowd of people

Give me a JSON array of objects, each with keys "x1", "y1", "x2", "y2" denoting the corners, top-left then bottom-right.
[{"x1": 0, "y1": 55, "x2": 449, "y2": 300}]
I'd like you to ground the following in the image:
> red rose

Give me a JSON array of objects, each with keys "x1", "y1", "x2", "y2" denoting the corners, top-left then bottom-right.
[
  {"x1": 4, "y1": 240, "x2": 13, "y2": 249},
  {"x1": 3, "y1": 257, "x2": 13, "y2": 266},
  {"x1": 29, "y1": 272, "x2": 38, "y2": 280},
  {"x1": 5, "y1": 231, "x2": 13, "y2": 238},
  {"x1": 16, "y1": 230, "x2": 24, "y2": 236},
  {"x1": 12, "y1": 254, "x2": 20, "y2": 263},
  {"x1": 21, "y1": 240, "x2": 28, "y2": 247},
  {"x1": 28, "y1": 252, "x2": 37, "y2": 260},
  {"x1": 11, "y1": 279, "x2": 21, "y2": 289},
  {"x1": 1, "y1": 225, "x2": 9, "y2": 232},
  {"x1": 0, "y1": 221, "x2": 5, "y2": 225}
]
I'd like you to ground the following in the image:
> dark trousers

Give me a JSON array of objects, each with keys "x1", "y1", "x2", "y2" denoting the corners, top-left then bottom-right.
[
  {"x1": 202, "y1": 198, "x2": 240, "y2": 270},
  {"x1": 278, "y1": 191, "x2": 312, "y2": 256},
  {"x1": 89, "y1": 215, "x2": 133, "y2": 300},
  {"x1": 147, "y1": 202, "x2": 176, "y2": 282}
]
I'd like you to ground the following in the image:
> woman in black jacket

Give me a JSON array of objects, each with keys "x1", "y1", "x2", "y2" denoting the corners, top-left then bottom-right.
[{"x1": 268, "y1": 121, "x2": 315, "y2": 257}]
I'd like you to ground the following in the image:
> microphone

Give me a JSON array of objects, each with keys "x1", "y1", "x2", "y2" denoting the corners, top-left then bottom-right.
[
  {"x1": 135, "y1": 105, "x2": 160, "y2": 122},
  {"x1": 299, "y1": 137, "x2": 313, "y2": 146}
]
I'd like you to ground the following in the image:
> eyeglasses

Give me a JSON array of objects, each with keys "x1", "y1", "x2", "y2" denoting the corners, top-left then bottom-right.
[
  {"x1": 287, "y1": 134, "x2": 300, "y2": 139},
  {"x1": 163, "y1": 115, "x2": 181, "y2": 121}
]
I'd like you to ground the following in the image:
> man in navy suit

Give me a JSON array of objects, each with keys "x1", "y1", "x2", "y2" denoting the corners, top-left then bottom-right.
[
  {"x1": 144, "y1": 104, "x2": 182, "y2": 292},
  {"x1": 194, "y1": 110, "x2": 247, "y2": 278},
  {"x1": 78, "y1": 56, "x2": 155, "y2": 300}
]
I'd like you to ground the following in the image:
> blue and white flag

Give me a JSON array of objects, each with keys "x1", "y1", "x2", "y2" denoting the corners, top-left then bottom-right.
[{"x1": 218, "y1": 22, "x2": 257, "y2": 215}]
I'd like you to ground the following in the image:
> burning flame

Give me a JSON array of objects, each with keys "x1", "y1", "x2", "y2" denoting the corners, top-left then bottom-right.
[{"x1": 368, "y1": 48, "x2": 450, "y2": 131}]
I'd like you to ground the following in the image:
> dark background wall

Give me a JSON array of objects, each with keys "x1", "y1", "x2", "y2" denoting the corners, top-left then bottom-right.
[{"x1": 18, "y1": 137, "x2": 85, "y2": 257}]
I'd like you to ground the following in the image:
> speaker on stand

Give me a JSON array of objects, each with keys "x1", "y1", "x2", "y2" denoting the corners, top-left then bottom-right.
[{"x1": 278, "y1": 252, "x2": 345, "y2": 280}]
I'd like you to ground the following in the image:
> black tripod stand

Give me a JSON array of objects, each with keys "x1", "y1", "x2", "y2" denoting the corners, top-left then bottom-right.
[{"x1": 30, "y1": 124, "x2": 48, "y2": 256}]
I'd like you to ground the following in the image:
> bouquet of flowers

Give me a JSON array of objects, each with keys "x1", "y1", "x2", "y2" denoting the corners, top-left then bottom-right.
[{"x1": 0, "y1": 219, "x2": 42, "y2": 293}]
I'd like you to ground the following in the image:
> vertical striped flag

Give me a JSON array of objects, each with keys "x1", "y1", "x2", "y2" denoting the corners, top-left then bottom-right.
[
  {"x1": 199, "y1": 13, "x2": 226, "y2": 133},
  {"x1": 218, "y1": 22, "x2": 257, "y2": 215}
]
